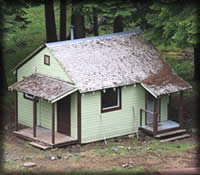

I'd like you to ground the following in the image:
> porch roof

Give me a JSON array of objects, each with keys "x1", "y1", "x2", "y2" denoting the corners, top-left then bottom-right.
[
  {"x1": 141, "y1": 60, "x2": 192, "y2": 97},
  {"x1": 9, "y1": 73, "x2": 77, "y2": 102}
]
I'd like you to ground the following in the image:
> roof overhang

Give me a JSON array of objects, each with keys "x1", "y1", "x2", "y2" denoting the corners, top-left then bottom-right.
[
  {"x1": 141, "y1": 83, "x2": 158, "y2": 98},
  {"x1": 9, "y1": 73, "x2": 78, "y2": 103},
  {"x1": 12, "y1": 44, "x2": 46, "y2": 72}
]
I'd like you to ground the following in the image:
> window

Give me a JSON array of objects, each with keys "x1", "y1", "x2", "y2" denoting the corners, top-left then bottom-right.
[
  {"x1": 24, "y1": 93, "x2": 34, "y2": 100},
  {"x1": 44, "y1": 55, "x2": 50, "y2": 65},
  {"x1": 101, "y1": 88, "x2": 121, "y2": 113}
]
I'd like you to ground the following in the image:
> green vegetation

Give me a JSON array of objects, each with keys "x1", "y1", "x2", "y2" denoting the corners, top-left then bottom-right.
[{"x1": 3, "y1": 2, "x2": 195, "y2": 103}]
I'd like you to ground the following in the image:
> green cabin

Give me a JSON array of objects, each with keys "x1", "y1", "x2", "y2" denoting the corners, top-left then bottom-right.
[{"x1": 9, "y1": 30, "x2": 192, "y2": 148}]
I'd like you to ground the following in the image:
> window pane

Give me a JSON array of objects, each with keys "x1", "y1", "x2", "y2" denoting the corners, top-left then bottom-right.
[{"x1": 102, "y1": 88, "x2": 119, "y2": 109}]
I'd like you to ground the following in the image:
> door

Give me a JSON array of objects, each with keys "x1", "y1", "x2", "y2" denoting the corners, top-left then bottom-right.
[
  {"x1": 57, "y1": 95, "x2": 71, "y2": 135},
  {"x1": 146, "y1": 92, "x2": 160, "y2": 125}
]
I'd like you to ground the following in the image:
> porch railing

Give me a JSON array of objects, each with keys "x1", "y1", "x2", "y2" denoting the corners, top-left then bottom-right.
[{"x1": 140, "y1": 109, "x2": 158, "y2": 136}]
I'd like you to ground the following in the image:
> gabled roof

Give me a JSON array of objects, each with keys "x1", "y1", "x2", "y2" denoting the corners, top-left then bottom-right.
[
  {"x1": 13, "y1": 29, "x2": 191, "y2": 95},
  {"x1": 9, "y1": 73, "x2": 77, "y2": 103},
  {"x1": 46, "y1": 29, "x2": 165, "y2": 93}
]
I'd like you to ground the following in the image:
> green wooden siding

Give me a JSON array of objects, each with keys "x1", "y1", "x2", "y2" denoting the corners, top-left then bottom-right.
[
  {"x1": 160, "y1": 95, "x2": 169, "y2": 122},
  {"x1": 70, "y1": 92, "x2": 77, "y2": 139},
  {"x1": 18, "y1": 92, "x2": 33, "y2": 127},
  {"x1": 81, "y1": 85, "x2": 145, "y2": 143},
  {"x1": 18, "y1": 92, "x2": 57, "y2": 130},
  {"x1": 37, "y1": 99, "x2": 57, "y2": 131},
  {"x1": 17, "y1": 47, "x2": 72, "y2": 128},
  {"x1": 17, "y1": 47, "x2": 72, "y2": 82}
]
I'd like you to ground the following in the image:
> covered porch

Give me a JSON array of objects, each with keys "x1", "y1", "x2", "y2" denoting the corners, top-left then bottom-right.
[
  {"x1": 9, "y1": 73, "x2": 80, "y2": 148},
  {"x1": 14, "y1": 126, "x2": 77, "y2": 148},
  {"x1": 140, "y1": 76, "x2": 191, "y2": 139}
]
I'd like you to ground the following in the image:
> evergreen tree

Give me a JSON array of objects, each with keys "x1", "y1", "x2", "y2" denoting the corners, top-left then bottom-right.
[
  {"x1": 60, "y1": 0, "x2": 67, "y2": 41},
  {"x1": 44, "y1": 0, "x2": 57, "y2": 42},
  {"x1": 135, "y1": 1, "x2": 200, "y2": 80}
]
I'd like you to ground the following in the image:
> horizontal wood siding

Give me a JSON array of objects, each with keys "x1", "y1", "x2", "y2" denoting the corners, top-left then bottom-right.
[
  {"x1": 160, "y1": 95, "x2": 169, "y2": 122},
  {"x1": 37, "y1": 99, "x2": 57, "y2": 131},
  {"x1": 18, "y1": 92, "x2": 33, "y2": 127},
  {"x1": 81, "y1": 85, "x2": 145, "y2": 143},
  {"x1": 17, "y1": 47, "x2": 72, "y2": 82},
  {"x1": 18, "y1": 92, "x2": 57, "y2": 130},
  {"x1": 17, "y1": 47, "x2": 70, "y2": 128},
  {"x1": 70, "y1": 92, "x2": 77, "y2": 139}
]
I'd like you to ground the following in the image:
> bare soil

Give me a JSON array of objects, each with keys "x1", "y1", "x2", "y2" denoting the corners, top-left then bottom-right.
[{"x1": 2, "y1": 130, "x2": 199, "y2": 173}]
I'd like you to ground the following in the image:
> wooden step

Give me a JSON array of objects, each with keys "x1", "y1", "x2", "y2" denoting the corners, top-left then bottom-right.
[
  {"x1": 29, "y1": 142, "x2": 51, "y2": 150},
  {"x1": 155, "y1": 129, "x2": 186, "y2": 138},
  {"x1": 160, "y1": 134, "x2": 190, "y2": 143}
]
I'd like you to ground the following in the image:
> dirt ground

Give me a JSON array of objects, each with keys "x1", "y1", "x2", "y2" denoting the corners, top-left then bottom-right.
[{"x1": 2, "y1": 129, "x2": 199, "y2": 174}]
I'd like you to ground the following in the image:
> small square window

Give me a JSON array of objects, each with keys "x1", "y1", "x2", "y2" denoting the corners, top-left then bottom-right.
[
  {"x1": 44, "y1": 55, "x2": 50, "y2": 65},
  {"x1": 101, "y1": 88, "x2": 121, "y2": 113},
  {"x1": 24, "y1": 93, "x2": 34, "y2": 100}
]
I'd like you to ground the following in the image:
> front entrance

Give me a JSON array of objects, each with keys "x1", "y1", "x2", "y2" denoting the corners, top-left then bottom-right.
[
  {"x1": 57, "y1": 95, "x2": 71, "y2": 135},
  {"x1": 146, "y1": 92, "x2": 160, "y2": 124}
]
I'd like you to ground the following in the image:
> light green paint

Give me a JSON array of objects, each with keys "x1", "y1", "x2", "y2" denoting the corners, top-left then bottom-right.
[
  {"x1": 17, "y1": 47, "x2": 71, "y2": 130},
  {"x1": 70, "y1": 92, "x2": 77, "y2": 139},
  {"x1": 37, "y1": 99, "x2": 57, "y2": 131},
  {"x1": 18, "y1": 92, "x2": 33, "y2": 127},
  {"x1": 17, "y1": 47, "x2": 72, "y2": 82},
  {"x1": 160, "y1": 95, "x2": 169, "y2": 122},
  {"x1": 81, "y1": 85, "x2": 145, "y2": 144},
  {"x1": 18, "y1": 92, "x2": 57, "y2": 131}
]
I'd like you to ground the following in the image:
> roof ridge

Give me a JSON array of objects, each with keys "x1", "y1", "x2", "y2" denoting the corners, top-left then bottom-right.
[{"x1": 45, "y1": 29, "x2": 142, "y2": 47}]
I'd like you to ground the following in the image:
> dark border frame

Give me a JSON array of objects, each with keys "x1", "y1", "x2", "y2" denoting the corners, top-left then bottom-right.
[{"x1": 101, "y1": 87, "x2": 121, "y2": 113}]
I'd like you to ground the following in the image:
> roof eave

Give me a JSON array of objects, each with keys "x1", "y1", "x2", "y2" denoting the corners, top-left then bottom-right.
[
  {"x1": 12, "y1": 44, "x2": 46, "y2": 72},
  {"x1": 50, "y1": 88, "x2": 78, "y2": 103},
  {"x1": 141, "y1": 83, "x2": 158, "y2": 98}
]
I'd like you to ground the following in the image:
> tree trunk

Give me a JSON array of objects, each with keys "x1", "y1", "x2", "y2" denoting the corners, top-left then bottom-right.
[
  {"x1": 113, "y1": 15, "x2": 123, "y2": 33},
  {"x1": 194, "y1": 47, "x2": 200, "y2": 80},
  {"x1": 93, "y1": 8, "x2": 98, "y2": 36},
  {"x1": 71, "y1": 0, "x2": 85, "y2": 39},
  {"x1": 44, "y1": 0, "x2": 57, "y2": 42},
  {"x1": 60, "y1": 0, "x2": 67, "y2": 41}
]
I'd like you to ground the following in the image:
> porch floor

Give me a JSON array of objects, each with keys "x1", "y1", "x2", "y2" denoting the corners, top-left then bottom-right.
[
  {"x1": 14, "y1": 127, "x2": 77, "y2": 147},
  {"x1": 140, "y1": 120, "x2": 180, "y2": 133}
]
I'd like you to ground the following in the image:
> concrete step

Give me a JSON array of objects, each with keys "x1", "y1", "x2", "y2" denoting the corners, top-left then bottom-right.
[
  {"x1": 155, "y1": 129, "x2": 186, "y2": 138},
  {"x1": 160, "y1": 134, "x2": 190, "y2": 143},
  {"x1": 29, "y1": 142, "x2": 51, "y2": 150}
]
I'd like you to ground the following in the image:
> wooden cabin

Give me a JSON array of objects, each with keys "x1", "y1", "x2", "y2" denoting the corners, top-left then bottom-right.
[{"x1": 9, "y1": 30, "x2": 192, "y2": 148}]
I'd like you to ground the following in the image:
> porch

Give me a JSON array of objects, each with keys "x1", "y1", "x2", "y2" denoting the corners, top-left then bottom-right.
[
  {"x1": 14, "y1": 126, "x2": 77, "y2": 148},
  {"x1": 139, "y1": 91, "x2": 190, "y2": 141},
  {"x1": 9, "y1": 73, "x2": 81, "y2": 148}
]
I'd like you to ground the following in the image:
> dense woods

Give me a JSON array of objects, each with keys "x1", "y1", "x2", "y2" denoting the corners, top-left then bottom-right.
[{"x1": 1, "y1": 0, "x2": 200, "y2": 93}]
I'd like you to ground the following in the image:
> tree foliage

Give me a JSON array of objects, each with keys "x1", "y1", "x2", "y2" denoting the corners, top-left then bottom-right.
[
  {"x1": 2, "y1": 0, "x2": 31, "y2": 34},
  {"x1": 141, "y1": 1, "x2": 200, "y2": 48}
]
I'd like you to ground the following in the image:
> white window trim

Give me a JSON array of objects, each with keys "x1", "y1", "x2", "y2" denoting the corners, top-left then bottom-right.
[{"x1": 102, "y1": 88, "x2": 120, "y2": 110}]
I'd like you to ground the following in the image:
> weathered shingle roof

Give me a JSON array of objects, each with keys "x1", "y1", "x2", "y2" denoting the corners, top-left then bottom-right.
[
  {"x1": 46, "y1": 30, "x2": 164, "y2": 93},
  {"x1": 9, "y1": 73, "x2": 77, "y2": 102},
  {"x1": 142, "y1": 59, "x2": 192, "y2": 97},
  {"x1": 45, "y1": 29, "x2": 191, "y2": 95},
  {"x1": 13, "y1": 29, "x2": 191, "y2": 96}
]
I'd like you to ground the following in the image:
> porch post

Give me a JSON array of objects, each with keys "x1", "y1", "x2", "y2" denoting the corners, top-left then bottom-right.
[
  {"x1": 33, "y1": 98, "x2": 37, "y2": 137},
  {"x1": 153, "y1": 98, "x2": 158, "y2": 136},
  {"x1": 179, "y1": 91, "x2": 184, "y2": 128},
  {"x1": 52, "y1": 103, "x2": 55, "y2": 144},
  {"x1": 15, "y1": 91, "x2": 18, "y2": 131}
]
